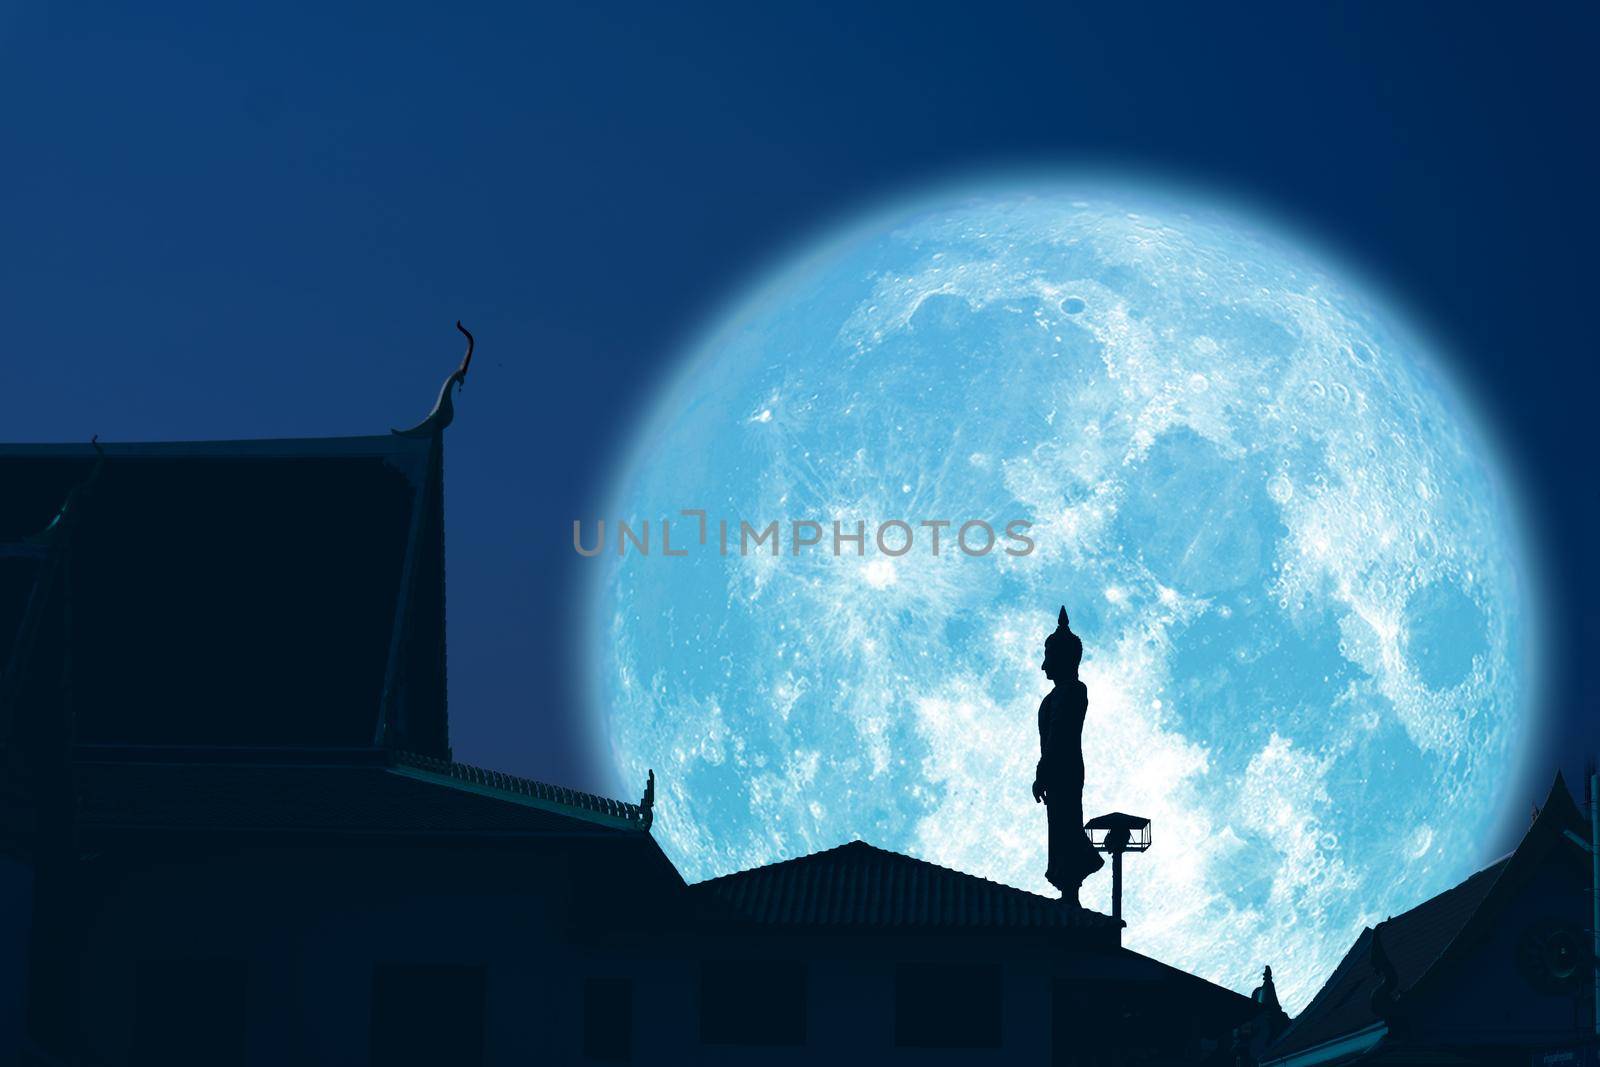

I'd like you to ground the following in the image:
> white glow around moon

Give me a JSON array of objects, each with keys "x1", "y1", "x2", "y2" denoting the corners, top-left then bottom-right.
[{"x1": 591, "y1": 178, "x2": 1536, "y2": 1010}]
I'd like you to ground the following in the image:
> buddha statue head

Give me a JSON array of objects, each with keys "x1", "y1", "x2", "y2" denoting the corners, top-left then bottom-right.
[{"x1": 1041, "y1": 606, "x2": 1083, "y2": 682}]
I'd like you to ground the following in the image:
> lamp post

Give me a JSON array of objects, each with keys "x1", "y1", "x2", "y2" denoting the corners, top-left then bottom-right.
[{"x1": 1085, "y1": 812, "x2": 1151, "y2": 923}]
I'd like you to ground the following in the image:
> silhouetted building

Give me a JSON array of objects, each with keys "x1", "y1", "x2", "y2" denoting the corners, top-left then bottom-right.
[
  {"x1": 0, "y1": 429, "x2": 678, "y2": 1065},
  {"x1": 690, "y1": 839, "x2": 1254, "y2": 1063},
  {"x1": 1263, "y1": 773, "x2": 1600, "y2": 1067},
  {"x1": 0, "y1": 368, "x2": 1259, "y2": 1064}
]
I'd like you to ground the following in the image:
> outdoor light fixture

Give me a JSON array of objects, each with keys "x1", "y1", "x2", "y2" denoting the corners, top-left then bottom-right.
[{"x1": 1086, "y1": 812, "x2": 1151, "y2": 923}]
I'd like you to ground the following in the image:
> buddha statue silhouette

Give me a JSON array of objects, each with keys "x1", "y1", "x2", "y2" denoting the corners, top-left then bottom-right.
[{"x1": 1031, "y1": 606, "x2": 1105, "y2": 901}]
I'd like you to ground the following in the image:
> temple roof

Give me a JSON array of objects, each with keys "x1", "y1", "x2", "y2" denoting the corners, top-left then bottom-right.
[
  {"x1": 690, "y1": 840, "x2": 1121, "y2": 933},
  {"x1": 1266, "y1": 774, "x2": 1590, "y2": 1064},
  {"x1": 1265, "y1": 858, "x2": 1508, "y2": 1061},
  {"x1": 73, "y1": 749, "x2": 653, "y2": 836},
  {"x1": 0, "y1": 434, "x2": 448, "y2": 756}
]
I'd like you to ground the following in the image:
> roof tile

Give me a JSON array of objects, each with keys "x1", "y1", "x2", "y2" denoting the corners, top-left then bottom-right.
[
  {"x1": 690, "y1": 840, "x2": 1119, "y2": 932},
  {"x1": 1267, "y1": 857, "x2": 1509, "y2": 1060}
]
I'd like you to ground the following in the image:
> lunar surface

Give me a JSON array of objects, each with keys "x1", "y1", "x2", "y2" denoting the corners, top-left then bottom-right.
[{"x1": 592, "y1": 183, "x2": 1532, "y2": 1009}]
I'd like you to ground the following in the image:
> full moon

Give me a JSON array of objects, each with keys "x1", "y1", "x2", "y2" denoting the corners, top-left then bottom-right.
[{"x1": 591, "y1": 181, "x2": 1533, "y2": 1010}]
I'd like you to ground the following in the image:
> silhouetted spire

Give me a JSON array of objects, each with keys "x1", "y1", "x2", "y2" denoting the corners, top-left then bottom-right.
[
  {"x1": 1250, "y1": 964, "x2": 1289, "y2": 1045},
  {"x1": 1252, "y1": 965, "x2": 1281, "y2": 1014}
]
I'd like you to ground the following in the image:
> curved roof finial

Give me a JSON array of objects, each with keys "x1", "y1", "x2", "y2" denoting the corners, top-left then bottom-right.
[
  {"x1": 640, "y1": 768, "x2": 655, "y2": 830},
  {"x1": 392, "y1": 321, "x2": 475, "y2": 438}
]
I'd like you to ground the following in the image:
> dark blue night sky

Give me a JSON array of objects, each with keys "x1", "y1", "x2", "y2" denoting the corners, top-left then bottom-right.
[{"x1": 2, "y1": 2, "x2": 1594, "y2": 852}]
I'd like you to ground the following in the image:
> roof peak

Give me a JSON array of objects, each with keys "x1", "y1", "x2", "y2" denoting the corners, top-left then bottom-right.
[
  {"x1": 694, "y1": 838, "x2": 964, "y2": 881},
  {"x1": 694, "y1": 837, "x2": 1111, "y2": 912},
  {"x1": 691, "y1": 836, "x2": 1119, "y2": 933},
  {"x1": 1540, "y1": 770, "x2": 1584, "y2": 824}
]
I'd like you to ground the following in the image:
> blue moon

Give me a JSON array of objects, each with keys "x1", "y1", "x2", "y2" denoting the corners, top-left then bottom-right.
[{"x1": 590, "y1": 178, "x2": 1537, "y2": 1010}]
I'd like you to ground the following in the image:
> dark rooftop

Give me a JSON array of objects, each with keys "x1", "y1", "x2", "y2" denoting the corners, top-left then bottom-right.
[
  {"x1": 690, "y1": 840, "x2": 1121, "y2": 934},
  {"x1": 0, "y1": 435, "x2": 447, "y2": 755},
  {"x1": 74, "y1": 749, "x2": 652, "y2": 836},
  {"x1": 1268, "y1": 773, "x2": 1590, "y2": 1064},
  {"x1": 1266, "y1": 857, "x2": 1509, "y2": 1060}
]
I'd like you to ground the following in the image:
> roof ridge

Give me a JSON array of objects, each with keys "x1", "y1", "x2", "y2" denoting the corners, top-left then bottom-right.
[
  {"x1": 0, "y1": 435, "x2": 417, "y2": 455},
  {"x1": 694, "y1": 838, "x2": 1075, "y2": 905},
  {"x1": 1386, "y1": 855, "x2": 1509, "y2": 943},
  {"x1": 389, "y1": 751, "x2": 650, "y2": 829},
  {"x1": 689, "y1": 838, "x2": 867, "y2": 885},
  {"x1": 688, "y1": 838, "x2": 1119, "y2": 932},
  {"x1": 1393, "y1": 856, "x2": 1510, "y2": 992},
  {"x1": 1274, "y1": 861, "x2": 1510, "y2": 1053},
  {"x1": 1265, "y1": 927, "x2": 1375, "y2": 1059}
]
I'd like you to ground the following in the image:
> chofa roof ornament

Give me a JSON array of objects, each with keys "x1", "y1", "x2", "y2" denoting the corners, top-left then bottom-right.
[
  {"x1": 26, "y1": 435, "x2": 108, "y2": 549},
  {"x1": 392, "y1": 321, "x2": 475, "y2": 438}
]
